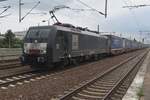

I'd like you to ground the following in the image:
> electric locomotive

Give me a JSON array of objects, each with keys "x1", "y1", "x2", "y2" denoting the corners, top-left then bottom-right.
[{"x1": 21, "y1": 23, "x2": 109, "y2": 68}]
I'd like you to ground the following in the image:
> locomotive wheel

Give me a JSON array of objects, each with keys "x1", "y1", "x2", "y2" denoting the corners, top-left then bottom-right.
[
  {"x1": 30, "y1": 64, "x2": 53, "y2": 70},
  {"x1": 45, "y1": 64, "x2": 54, "y2": 69},
  {"x1": 79, "y1": 56, "x2": 84, "y2": 63},
  {"x1": 61, "y1": 58, "x2": 70, "y2": 67},
  {"x1": 94, "y1": 55, "x2": 99, "y2": 61},
  {"x1": 71, "y1": 58, "x2": 79, "y2": 66},
  {"x1": 30, "y1": 65, "x2": 40, "y2": 70}
]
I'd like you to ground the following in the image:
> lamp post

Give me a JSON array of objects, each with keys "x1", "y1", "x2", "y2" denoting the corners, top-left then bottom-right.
[{"x1": 8, "y1": 37, "x2": 11, "y2": 48}]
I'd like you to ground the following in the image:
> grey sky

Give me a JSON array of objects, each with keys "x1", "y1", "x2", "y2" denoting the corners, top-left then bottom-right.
[{"x1": 0, "y1": 0, "x2": 150, "y2": 43}]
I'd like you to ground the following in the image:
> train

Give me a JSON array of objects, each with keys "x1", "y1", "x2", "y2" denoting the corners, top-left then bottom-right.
[{"x1": 20, "y1": 23, "x2": 146, "y2": 68}]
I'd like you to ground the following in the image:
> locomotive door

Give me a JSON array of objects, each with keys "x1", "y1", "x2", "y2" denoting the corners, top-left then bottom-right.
[{"x1": 56, "y1": 32, "x2": 69, "y2": 57}]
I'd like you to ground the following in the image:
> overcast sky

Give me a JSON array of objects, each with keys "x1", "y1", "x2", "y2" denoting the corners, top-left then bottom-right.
[{"x1": 0, "y1": 0, "x2": 150, "y2": 43}]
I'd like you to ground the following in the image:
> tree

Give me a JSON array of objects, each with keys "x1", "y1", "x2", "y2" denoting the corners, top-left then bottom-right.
[
  {"x1": 13, "y1": 38, "x2": 23, "y2": 48},
  {"x1": 0, "y1": 39, "x2": 5, "y2": 48},
  {"x1": 4, "y1": 30, "x2": 15, "y2": 48},
  {"x1": 0, "y1": 29, "x2": 23, "y2": 48}
]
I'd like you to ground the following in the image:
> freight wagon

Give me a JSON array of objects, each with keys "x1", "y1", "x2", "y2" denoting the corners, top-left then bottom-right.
[
  {"x1": 123, "y1": 38, "x2": 132, "y2": 52},
  {"x1": 104, "y1": 35, "x2": 124, "y2": 55}
]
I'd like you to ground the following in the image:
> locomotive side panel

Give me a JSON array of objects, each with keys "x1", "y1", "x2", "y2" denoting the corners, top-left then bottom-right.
[
  {"x1": 74, "y1": 33, "x2": 109, "y2": 57},
  {"x1": 53, "y1": 30, "x2": 72, "y2": 63},
  {"x1": 53, "y1": 29, "x2": 109, "y2": 63}
]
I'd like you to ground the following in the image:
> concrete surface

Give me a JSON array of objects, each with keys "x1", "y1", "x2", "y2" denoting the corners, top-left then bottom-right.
[
  {"x1": 123, "y1": 51, "x2": 150, "y2": 100},
  {"x1": 0, "y1": 48, "x2": 21, "y2": 55},
  {"x1": 143, "y1": 52, "x2": 150, "y2": 100},
  {"x1": 0, "y1": 48, "x2": 21, "y2": 60}
]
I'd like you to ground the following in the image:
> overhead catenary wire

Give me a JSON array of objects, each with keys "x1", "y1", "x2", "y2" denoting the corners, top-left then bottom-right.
[
  {"x1": 30, "y1": 12, "x2": 47, "y2": 15},
  {"x1": 49, "y1": 2, "x2": 108, "y2": 24},
  {"x1": 75, "y1": 0, "x2": 106, "y2": 16},
  {"x1": 19, "y1": 1, "x2": 41, "y2": 5},
  {"x1": 52, "y1": 0, "x2": 108, "y2": 18},
  {"x1": 123, "y1": 0, "x2": 141, "y2": 29},
  {"x1": 123, "y1": 0, "x2": 150, "y2": 8},
  {"x1": 0, "y1": 13, "x2": 11, "y2": 18},
  {"x1": 0, "y1": 5, "x2": 11, "y2": 18},
  {"x1": 0, "y1": 6, "x2": 10, "y2": 15},
  {"x1": 19, "y1": 0, "x2": 41, "y2": 22},
  {"x1": 53, "y1": 5, "x2": 97, "y2": 12},
  {"x1": 123, "y1": 4, "x2": 150, "y2": 8},
  {"x1": 127, "y1": 1, "x2": 149, "y2": 30},
  {"x1": 0, "y1": 0, "x2": 7, "y2": 2},
  {"x1": 122, "y1": 0, "x2": 146, "y2": 41}
]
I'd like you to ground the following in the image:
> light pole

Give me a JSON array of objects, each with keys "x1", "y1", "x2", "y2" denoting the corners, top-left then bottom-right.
[
  {"x1": 0, "y1": 23, "x2": 1, "y2": 34},
  {"x1": 19, "y1": 0, "x2": 22, "y2": 22},
  {"x1": 8, "y1": 37, "x2": 10, "y2": 48}
]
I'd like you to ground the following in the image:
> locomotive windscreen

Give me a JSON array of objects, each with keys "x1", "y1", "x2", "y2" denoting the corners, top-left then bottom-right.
[{"x1": 25, "y1": 28, "x2": 51, "y2": 40}]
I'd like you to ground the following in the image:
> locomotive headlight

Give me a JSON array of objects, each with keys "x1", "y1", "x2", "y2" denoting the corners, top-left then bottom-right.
[
  {"x1": 39, "y1": 43, "x2": 47, "y2": 54},
  {"x1": 24, "y1": 43, "x2": 30, "y2": 53},
  {"x1": 40, "y1": 49, "x2": 47, "y2": 54}
]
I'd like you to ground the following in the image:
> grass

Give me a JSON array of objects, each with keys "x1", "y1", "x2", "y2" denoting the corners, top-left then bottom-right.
[{"x1": 137, "y1": 87, "x2": 144, "y2": 98}]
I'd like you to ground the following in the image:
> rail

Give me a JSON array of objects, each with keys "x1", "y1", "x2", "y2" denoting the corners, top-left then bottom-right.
[
  {"x1": 0, "y1": 54, "x2": 21, "y2": 61},
  {"x1": 58, "y1": 51, "x2": 148, "y2": 100}
]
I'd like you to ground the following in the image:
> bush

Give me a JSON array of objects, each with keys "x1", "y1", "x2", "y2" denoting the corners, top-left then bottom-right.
[{"x1": 0, "y1": 30, "x2": 23, "y2": 48}]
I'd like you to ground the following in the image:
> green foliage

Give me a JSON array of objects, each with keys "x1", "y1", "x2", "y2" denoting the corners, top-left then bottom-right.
[
  {"x1": 13, "y1": 38, "x2": 23, "y2": 48},
  {"x1": 137, "y1": 87, "x2": 144, "y2": 97},
  {"x1": 0, "y1": 39, "x2": 6, "y2": 48},
  {"x1": 0, "y1": 30, "x2": 23, "y2": 48}
]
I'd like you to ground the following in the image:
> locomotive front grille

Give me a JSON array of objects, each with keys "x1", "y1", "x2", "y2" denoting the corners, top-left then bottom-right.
[{"x1": 29, "y1": 49, "x2": 40, "y2": 55}]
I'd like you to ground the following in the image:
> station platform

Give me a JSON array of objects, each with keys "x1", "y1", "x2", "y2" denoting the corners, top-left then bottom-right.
[
  {"x1": 143, "y1": 54, "x2": 150, "y2": 100},
  {"x1": 123, "y1": 50, "x2": 150, "y2": 100}
]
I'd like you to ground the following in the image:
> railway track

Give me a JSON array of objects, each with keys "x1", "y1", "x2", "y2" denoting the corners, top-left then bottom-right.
[
  {"x1": 0, "y1": 54, "x2": 20, "y2": 61},
  {"x1": 0, "y1": 58, "x2": 22, "y2": 70},
  {"x1": 58, "y1": 51, "x2": 148, "y2": 100},
  {"x1": 0, "y1": 70, "x2": 49, "y2": 89}
]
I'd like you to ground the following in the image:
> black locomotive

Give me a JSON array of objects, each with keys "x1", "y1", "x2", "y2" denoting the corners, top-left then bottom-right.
[{"x1": 20, "y1": 23, "x2": 145, "y2": 68}]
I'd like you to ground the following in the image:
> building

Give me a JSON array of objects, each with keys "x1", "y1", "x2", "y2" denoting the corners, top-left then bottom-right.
[{"x1": 14, "y1": 31, "x2": 27, "y2": 40}]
